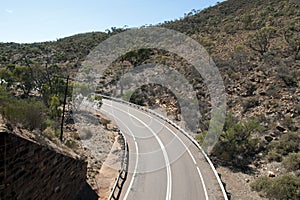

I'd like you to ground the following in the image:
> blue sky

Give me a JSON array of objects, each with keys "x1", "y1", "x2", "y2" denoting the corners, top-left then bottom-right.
[{"x1": 1, "y1": 0, "x2": 223, "y2": 43}]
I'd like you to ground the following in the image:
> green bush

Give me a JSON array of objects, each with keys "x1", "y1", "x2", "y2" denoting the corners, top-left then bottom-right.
[
  {"x1": 211, "y1": 114, "x2": 263, "y2": 166},
  {"x1": 267, "y1": 149, "x2": 282, "y2": 162},
  {"x1": 65, "y1": 139, "x2": 78, "y2": 149},
  {"x1": 195, "y1": 132, "x2": 206, "y2": 144},
  {"x1": 281, "y1": 116, "x2": 297, "y2": 131},
  {"x1": 283, "y1": 153, "x2": 300, "y2": 171},
  {"x1": 247, "y1": 26, "x2": 277, "y2": 55},
  {"x1": 251, "y1": 174, "x2": 300, "y2": 200},
  {"x1": 94, "y1": 94, "x2": 102, "y2": 101},
  {"x1": 0, "y1": 86, "x2": 48, "y2": 130},
  {"x1": 268, "y1": 132, "x2": 299, "y2": 157},
  {"x1": 1, "y1": 99, "x2": 46, "y2": 130},
  {"x1": 0, "y1": 86, "x2": 12, "y2": 105},
  {"x1": 250, "y1": 176, "x2": 269, "y2": 192},
  {"x1": 95, "y1": 95, "x2": 103, "y2": 107}
]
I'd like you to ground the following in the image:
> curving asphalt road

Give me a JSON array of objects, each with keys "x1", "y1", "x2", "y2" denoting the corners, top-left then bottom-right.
[{"x1": 100, "y1": 99, "x2": 225, "y2": 200}]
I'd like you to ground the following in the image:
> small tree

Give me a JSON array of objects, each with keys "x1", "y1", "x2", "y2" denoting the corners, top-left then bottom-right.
[
  {"x1": 212, "y1": 114, "x2": 264, "y2": 167},
  {"x1": 247, "y1": 26, "x2": 277, "y2": 56},
  {"x1": 12, "y1": 65, "x2": 34, "y2": 96}
]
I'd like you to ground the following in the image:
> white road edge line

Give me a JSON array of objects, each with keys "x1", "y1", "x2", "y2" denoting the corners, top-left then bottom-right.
[
  {"x1": 106, "y1": 101, "x2": 209, "y2": 200},
  {"x1": 197, "y1": 167, "x2": 209, "y2": 200},
  {"x1": 101, "y1": 103, "x2": 172, "y2": 200},
  {"x1": 101, "y1": 108, "x2": 139, "y2": 200}
]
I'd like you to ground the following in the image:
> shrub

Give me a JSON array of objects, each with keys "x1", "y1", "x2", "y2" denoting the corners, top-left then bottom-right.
[
  {"x1": 195, "y1": 132, "x2": 206, "y2": 144},
  {"x1": 247, "y1": 26, "x2": 277, "y2": 55},
  {"x1": 1, "y1": 98, "x2": 47, "y2": 130},
  {"x1": 94, "y1": 94, "x2": 102, "y2": 101},
  {"x1": 212, "y1": 114, "x2": 263, "y2": 167},
  {"x1": 251, "y1": 174, "x2": 300, "y2": 200},
  {"x1": 65, "y1": 139, "x2": 78, "y2": 149},
  {"x1": 250, "y1": 176, "x2": 270, "y2": 192},
  {"x1": 0, "y1": 86, "x2": 13, "y2": 107},
  {"x1": 267, "y1": 149, "x2": 282, "y2": 162},
  {"x1": 282, "y1": 116, "x2": 297, "y2": 131},
  {"x1": 283, "y1": 153, "x2": 300, "y2": 171},
  {"x1": 268, "y1": 132, "x2": 299, "y2": 156}
]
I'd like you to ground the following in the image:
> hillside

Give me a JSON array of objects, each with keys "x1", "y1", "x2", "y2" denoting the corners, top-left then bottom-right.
[{"x1": 0, "y1": 0, "x2": 299, "y2": 199}]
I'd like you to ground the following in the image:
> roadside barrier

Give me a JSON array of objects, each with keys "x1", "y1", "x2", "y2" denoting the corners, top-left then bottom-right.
[{"x1": 108, "y1": 129, "x2": 129, "y2": 200}]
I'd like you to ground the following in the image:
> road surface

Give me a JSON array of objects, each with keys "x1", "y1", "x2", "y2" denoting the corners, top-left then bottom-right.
[{"x1": 100, "y1": 99, "x2": 225, "y2": 200}]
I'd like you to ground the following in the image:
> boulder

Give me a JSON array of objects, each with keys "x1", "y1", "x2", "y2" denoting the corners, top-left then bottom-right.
[{"x1": 264, "y1": 135, "x2": 273, "y2": 142}]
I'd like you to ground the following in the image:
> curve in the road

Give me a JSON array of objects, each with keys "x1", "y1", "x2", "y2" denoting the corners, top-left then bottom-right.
[
  {"x1": 102, "y1": 101, "x2": 209, "y2": 200},
  {"x1": 98, "y1": 98, "x2": 225, "y2": 200},
  {"x1": 101, "y1": 102, "x2": 172, "y2": 200}
]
